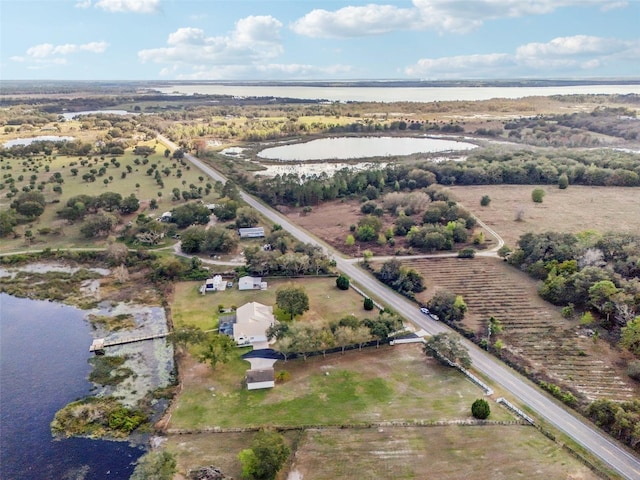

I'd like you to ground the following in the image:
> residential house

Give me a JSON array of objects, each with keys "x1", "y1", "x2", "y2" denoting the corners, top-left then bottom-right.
[
  {"x1": 238, "y1": 276, "x2": 267, "y2": 291},
  {"x1": 233, "y1": 301, "x2": 275, "y2": 346}
]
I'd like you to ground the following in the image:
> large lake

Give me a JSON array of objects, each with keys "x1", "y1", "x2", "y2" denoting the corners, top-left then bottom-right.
[
  {"x1": 155, "y1": 84, "x2": 640, "y2": 103},
  {"x1": 257, "y1": 136, "x2": 477, "y2": 161},
  {"x1": 0, "y1": 294, "x2": 145, "y2": 479}
]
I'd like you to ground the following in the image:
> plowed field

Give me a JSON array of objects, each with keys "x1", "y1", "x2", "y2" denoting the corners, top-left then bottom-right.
[{"x1": 395, "y1": 256, "x2": 638, "y2": 403}]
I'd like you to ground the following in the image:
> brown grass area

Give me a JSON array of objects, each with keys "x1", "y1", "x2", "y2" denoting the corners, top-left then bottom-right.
[
  {"x1": 290, "y1": 426, "x2": 601, "y2": 480},
  {"x1": 449, "y1": 185, "x2": 640, "y2": 247},
  {"x1": 284, "y1": 200, "x2": 411, "y2": 257}
]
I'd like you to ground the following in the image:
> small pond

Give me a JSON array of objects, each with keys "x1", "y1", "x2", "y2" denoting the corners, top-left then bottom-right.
[
  {"x1": 3, "y1": 135, "x2": 75, "y2": 148},
  {"x1": 257, "y1": 136, "x2": 477, "y2": 161},
  {"x1": 60, "y1": 110, "x2": 132, "y2": 120}
]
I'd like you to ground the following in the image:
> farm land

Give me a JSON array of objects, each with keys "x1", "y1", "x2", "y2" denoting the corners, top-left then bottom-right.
[{"x1": 2, "y1": 90, "x2": 640, "y2": 478}]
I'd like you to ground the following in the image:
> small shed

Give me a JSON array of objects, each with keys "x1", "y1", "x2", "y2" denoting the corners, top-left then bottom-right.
[
  {"x1": 246, "y1": 368, "x2": 275, "y2": 390},
  {"x1": 201, "y1": 275, "x2": 226, "y2": 293},
  {"x1": 238, "y1": 227, "x2": 265, "y2": 238},
  {"x1": 238, "y1": 276, "x2": 267, "y2": 291}
]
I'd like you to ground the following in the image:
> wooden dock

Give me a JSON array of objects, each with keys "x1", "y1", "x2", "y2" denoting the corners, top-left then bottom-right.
[{"x1": 90, "y1": 332, "x2": 169, "y2": 352}]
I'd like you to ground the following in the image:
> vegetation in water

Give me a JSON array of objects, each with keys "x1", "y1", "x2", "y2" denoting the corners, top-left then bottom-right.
[
  {"x1": 51, "y1": 396, "x2": 147, "y2": 439},
  {"x1": 88, "y1": 355, "x2": 134, "y2": 386}
]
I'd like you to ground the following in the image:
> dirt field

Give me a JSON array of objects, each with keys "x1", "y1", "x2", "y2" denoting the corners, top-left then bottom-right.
[
  {"x1": 388, "y1": 256, "x2": 639, "y2": 403},
  {"x1": 449, "y1": 185, "x2": 640, "y2": 248}
]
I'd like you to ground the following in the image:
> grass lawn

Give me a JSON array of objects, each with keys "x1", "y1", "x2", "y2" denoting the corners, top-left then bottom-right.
[
  {"x1": 169, "y1": 343, "x2": 514, "y2": 430},
  {"x1": 171, "y1": 276, "x2": 369, "y2": 331}
]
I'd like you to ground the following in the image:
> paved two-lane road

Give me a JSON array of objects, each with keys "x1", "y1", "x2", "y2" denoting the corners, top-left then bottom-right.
[{"x1": 160, "y1": 135, "x2": 640, "y2": 479}]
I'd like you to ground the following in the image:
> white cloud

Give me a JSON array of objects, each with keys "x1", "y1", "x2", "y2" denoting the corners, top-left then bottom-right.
[
  {"x1": 12, "y1": 41, "x2": 108, "y2": 68},
  {"x1": 405, "y1": 35, "x2": 640, "y2": 78},
  {"x1": 139, "y1": 16, "x2": 285, "y2": 70},
  {"x1": 92, "y1": 0, "x2": 160, "y2": 14},
  {"x1": 291, "y1": 4, "x2": 417, "y2": 38},
  {"x1": 292, "y1": 0, "x2": 628, "y2": 37}
]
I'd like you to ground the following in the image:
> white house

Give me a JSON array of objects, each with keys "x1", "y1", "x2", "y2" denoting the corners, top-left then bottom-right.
[
  {"x1": 238, "y1": 276, "x2": 267, "y2": 291},
  {"x1": 200, "y1": 275, "x2": 226, "y2": 293},
  {"x1": 233, "y1": 302, "x2": 275, "y2": 346}
]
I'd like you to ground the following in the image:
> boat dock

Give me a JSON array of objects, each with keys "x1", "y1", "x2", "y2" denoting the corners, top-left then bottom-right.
[{"x1": 89, "y1": 332, "x2": 169, "y2": 352}]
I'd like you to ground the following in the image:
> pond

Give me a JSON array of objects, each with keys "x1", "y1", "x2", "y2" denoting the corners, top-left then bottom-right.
[
  {"x1": 257, "y1": 136, "x2": 477, "y2": 161},
  {"x1": 3, "y1": 135, "x2": 75, "y2": 148},
  {"x1": 0, "y1": 293, "x2": 145, "y2": 479},
  {"x1": 60, "y1": 110, "x2": 132, "y2": 121}
]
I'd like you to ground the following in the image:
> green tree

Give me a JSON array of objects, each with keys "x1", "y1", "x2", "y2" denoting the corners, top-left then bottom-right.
[
  {"x1": 0, "y1": 209, "x2": 17, "y2": 237},
  {"x1": 424, "y1": 333, "x2": 471, "y2": 369},
  {"x1": 119, "y1": 194, "x2": 140, "y2": 214},
  {"x1": 199, "y1": 334, "x2": 235, "y2": 369},
  {"x1": 531, "y1": 188, "x2": 545, "y2": 203},
  {"x1": 80, "y1": 213, "x2": 117, "y2": 238},
  {"x1": 130, "y1": 451, "x2": 176, "y2": 480},
  {"x1": 336, "y1": 274, "x2": 350, "y2": 290},
  {"x1": 168, "y1": 325, "x2": 207, "y2": 352},
  {"x1": 235, "y1": 206, "x2": 260, "y2": 228},
  {"x1": 276, "y1": 285, "x2": 310, "y2": 320},
  {"x1": 427, "y1": 290, "x2": 467, "y2": 324},
  {"x1": 471, "y1": 399, "x2": 491, "y2": 419},
  {"x1": 239, "y1": 430, "x2": 290, "y2": 480},
  {"x1": 345, "y1": 234, "x2": 355, "y2": 246},
  {"x1": 621, "y1": 317, "x2": 640, "y2": 355},
  {"x1": 480, "y1": 195, "x2": 491, "y2": 206}
]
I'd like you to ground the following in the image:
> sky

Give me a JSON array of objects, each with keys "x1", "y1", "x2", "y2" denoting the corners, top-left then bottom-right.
[{"x1": 1, "y1": 0, "x2": 639, "y2": 81}]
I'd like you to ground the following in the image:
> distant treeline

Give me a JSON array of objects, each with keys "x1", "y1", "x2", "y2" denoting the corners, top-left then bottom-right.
[{"x1": 239, "y1": 148, "x2": 640, "y2": 207}]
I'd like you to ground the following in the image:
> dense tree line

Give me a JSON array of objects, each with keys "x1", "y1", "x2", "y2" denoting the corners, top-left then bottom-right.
[
  {"x1": 509, "y1": 231, "x2": 640, "y2": 347},
  {"x1": 239, "y1": 148, "x2": 640, "y2": 209}
]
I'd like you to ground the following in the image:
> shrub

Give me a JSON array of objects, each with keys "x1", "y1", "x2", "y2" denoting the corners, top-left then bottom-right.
[
  {"x1": 458, "y1": 248, "x2": 475, "y2": 258},
  {"x1": 336, "y1": 274, "x2": 350, "y2": 290},
  {"x1": 558, "y1": 173, "x2": 569, "y2": 189},
  {"x1": 471, "y1": 399, "x2": 491, "y2": 419},
  {"x1": 480, "y1": 195, "x2": 491, "y2": 206},
  {"x1": 364, "y1": 297, "x2": 374, "y2": 311},
  {"x1": 531, "y1": 188, "x2": 545, "y2": 203},
  {"x1": 627, "y1": 360, "x2": 640, "y2": 382}
]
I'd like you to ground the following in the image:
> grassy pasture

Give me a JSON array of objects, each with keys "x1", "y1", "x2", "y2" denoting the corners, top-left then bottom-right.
[
  {"x1": 449, "y1": 184, "x2": 640, "y2": 248},
  {"x1": 289, "y1": 426, "x2": 601, "y2": 480},
  {"x1": 169, "y1": 343, "x2": 514, "y2": 430},
  {"x1": 171, "y1": 277, "x2": 368, "y2": 332},
  {"x1": 0, "y1": 139, "x2": 218, "y2": 252}
]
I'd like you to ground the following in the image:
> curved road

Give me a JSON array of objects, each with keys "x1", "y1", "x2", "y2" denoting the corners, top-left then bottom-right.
[{"x1": 159, "y1": 135, "x2": 640, "y2": 479}]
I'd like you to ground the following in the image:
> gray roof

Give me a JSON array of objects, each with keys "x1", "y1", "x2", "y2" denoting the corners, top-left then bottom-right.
[{"x1": 246, "y1": 368, "x2": 275, "y2": 384}]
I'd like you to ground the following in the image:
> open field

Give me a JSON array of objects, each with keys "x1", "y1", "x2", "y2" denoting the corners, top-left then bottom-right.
[
  {"x1": 168, "y1": 344, "x2": 514, "y2": 430},
  {"x1": 0, "y1": 139, "x2": 217, "y2": 253},
  {"x1": 164, "y1": 422, "x2": 602, "y2": 480},
  {"x1": 449, "y1": 185, "x2": 640, "y2": 248},
  {"x1": 171, "y1": 277, "x2": 370, "y2": 331},
  {"x1": 397, "y1": 256, "x2": 639, "y2": 403},
  {"x1": 290, "y1": 426, "x2": 601, "y2": 480}
]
